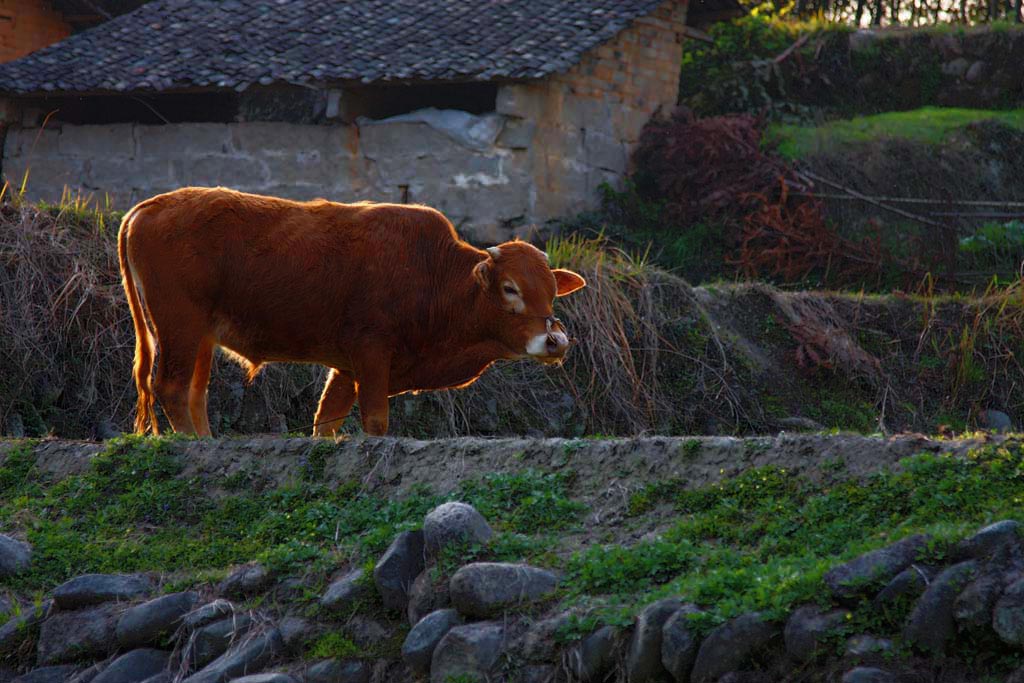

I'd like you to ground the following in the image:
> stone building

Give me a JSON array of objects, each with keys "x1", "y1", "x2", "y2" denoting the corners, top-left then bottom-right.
[{"x1": 0, "y1": 0, "x2": 689, "y2": 242}]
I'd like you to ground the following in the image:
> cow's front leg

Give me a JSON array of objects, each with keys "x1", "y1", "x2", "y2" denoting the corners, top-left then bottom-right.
[
  {"x1": 353, "y1": 350, "x2": 391, "y2": 437},
  {"x1": 313, "y1": 369, "x2": 356, "y2": 437}
]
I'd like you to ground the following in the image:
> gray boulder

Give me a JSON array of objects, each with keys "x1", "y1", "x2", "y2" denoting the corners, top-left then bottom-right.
[
  {"x1": 568, "y1": 626, "x2": 619, "y2": 683},
  {"x1": 347, "y1": 615, "x2": 393, "y2": 649},
  {"x1": 955, "y1": 520, "x2": 1022, "y2": 560},
  {"x1": 183, "y1": 600, "x2": 236, "y2": 631},
  {"x1": 303, "y1": 660, "x2": 369, "y2": 683},
  {"x1": 52, "y1": 573, "x2": 153, "y2": 609},
  {"x1": 0, "y1": 535, "x2": 31, "y2": 578},
  {"x1": 661, "y1": 605, "x2": 704, "y2": 682},
  {"x1": 626, "y1": 598, "x2": 683, "y2": 683},
  {"x1": 844, "y1": 635, "x2": 893, "y2": 657},
  {"x1": 12, "y1": 666, "x2": 80, "y2": 683},
  {"x1": 841, "y1": 668, "x2": 896, "y2": 683},
  {"x1": 517, "y1": 611, "x2": 576, "y2": 662},
  {"x1": 784, "y1": 606, "x2": 848, "y2": 662},
  {"x1": 449, "y1": 563, "x2": 558, "y2": 618},
  {"x1": 690, "y1": 612, "x2": 780, "y2": 683},
  {"x1": 954, "y1": 570, "x2": 1007, "y2": 629},
  {"x1": 93, "y1": 649, "x2": 170, "y2": 683},
  {"x1": 116, "y1": 591, "x2": 199, "y2": 647},
  {"x1": 374, "y1": 531, "x2": 425, "y2": 613},
  {"x1": 423, "y1": 502, "x2": 493, "y2": 558},
  {"x1": 279, "y1": 617, "x2": 316, "y2": 653},
  {"x1": 871, "y1": 565, "x2": 931, "y2": 609},
  {"x1": 68, "y1": 663, "x2": 105, "y2": 683},
  {"x1": 0, "y1": 601, "x2": 51, "y2": 654},
  {"x1": 430, "y1": 622, "x2": 504, "y2": 683},
  {"x1": 187, "y1": 614, "x2": 254, "y2": 670},
  {"x1": 182, "y1": 628, "x2": 283, "y2": 683},
  {"x1": 977, "y1": 409, "x2": 1013, "y2": 433},
  {"x1": 515, "y1": 664, "x2": 555, "y2": 683},
  {"x1": 824, "y1": 535, "x2": 929, "y2": 599},
  {"x1": 408, "y1": 569, "x2": 449, "y2": 626},
  {"x1": 139, "y1": 676, "x2": 170, "y2": 683},
  {"x1": 903, "y1": 561, "x2": 977, "y2": 652},
  {"x1": 402, "y1": 608, "x2": 463, "y2": 675},
  {"x1": 320, "y1": 568, "x2": 369, "y2": 613},
  {"x1": 219, "y1": 563, "x2": 271, "y2": 599},
  {"x1": 993, "y1": 577, "x2": 1024, "y2": 645},
  {"x1": 37, "y1": 603, "x2": 119, "y2": 665}
]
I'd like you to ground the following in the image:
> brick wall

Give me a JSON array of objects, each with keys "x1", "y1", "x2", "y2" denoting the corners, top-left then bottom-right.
[{"x1": 0, "y1": 0, "x2": 71, "y2": 63}]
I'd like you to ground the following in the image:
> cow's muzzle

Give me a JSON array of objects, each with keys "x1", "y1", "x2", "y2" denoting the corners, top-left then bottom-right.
[{"x1": 528, "y1": 316, "x2": 572, "y2": 363}]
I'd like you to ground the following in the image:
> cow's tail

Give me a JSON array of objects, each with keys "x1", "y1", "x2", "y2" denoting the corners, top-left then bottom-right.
[{"x1": 118, "y1": 204, "x2": 159, "y2": 435}]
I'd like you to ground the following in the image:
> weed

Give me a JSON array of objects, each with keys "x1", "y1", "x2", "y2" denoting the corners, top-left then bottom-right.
[
  {"x1": 307, "y1": 632, "x2": 359, "y2": 660},
  {"x1": 458, "y1": 470, "x2": 584, "y2": 534},
  {"x1": 680, "y1": 439, "x2": 702, "y2": 460}
]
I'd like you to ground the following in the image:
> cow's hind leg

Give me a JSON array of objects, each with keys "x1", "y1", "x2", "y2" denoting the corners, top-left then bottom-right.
[
  {"x1": 153, "y1": 334, "x2": 202, "y2": 435},
  {"x1": 353, "y1": 350, "x2": 391, "y2": 437},
  {"x1": 313, "y1": 369, "x2": 356, "y2": 437},
  {"x1": 189, "y1": 337, "x2": 215, "y2": 437}
]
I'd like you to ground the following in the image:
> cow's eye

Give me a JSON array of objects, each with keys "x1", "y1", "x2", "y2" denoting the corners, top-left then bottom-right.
[{"x1": 503, "y1": 285, "x2": 518, "y2": 296}]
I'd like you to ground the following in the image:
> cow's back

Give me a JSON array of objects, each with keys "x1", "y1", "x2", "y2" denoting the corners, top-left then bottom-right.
[{"x1": 124, "y1": 187, "x2": 460, "y2": 366}]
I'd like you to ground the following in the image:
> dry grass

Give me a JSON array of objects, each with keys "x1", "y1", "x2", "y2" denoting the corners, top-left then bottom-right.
[
  {"x1": 2, "y1": 195, "x2": 1022, "y2": 438},
  {"x1": 0, "y1": 197, "x2": 133, "y2": 437},
  {"x1": 0, "y1": 199, "x2": 686, "y2": 438}
]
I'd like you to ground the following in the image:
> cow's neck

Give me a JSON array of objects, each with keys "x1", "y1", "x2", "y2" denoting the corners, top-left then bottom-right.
[{"x1": 432, "y1": 246, "x2": 498, "y2": 344}]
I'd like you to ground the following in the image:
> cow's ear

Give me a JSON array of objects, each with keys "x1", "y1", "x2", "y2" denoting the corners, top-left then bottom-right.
[
  {"x1": 553, "y1": 269, "x2": 586, "y2": 296},
  {"x1": 473, "y1": 259, "x2": 491, "y2": 288}
]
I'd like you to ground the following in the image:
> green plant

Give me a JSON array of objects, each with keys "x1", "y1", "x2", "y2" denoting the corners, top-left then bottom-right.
[
  {"x1": 458, "y1": 470, "x2": 585, "y2": 534},
  {"x1": 307, "y1": 632, "x2": 359, "y2": 659},
  {"x1": 681, "y1": 439, "x2": 703, "y2": 460}
]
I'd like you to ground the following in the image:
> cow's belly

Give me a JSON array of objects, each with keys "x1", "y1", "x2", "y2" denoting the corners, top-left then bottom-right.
[
  {"x1": 213, "y1": 315, "x2": 348, "y2": 369},
  {"x1": 387, "y1": 354, "x2": 493, "y2": 395}
]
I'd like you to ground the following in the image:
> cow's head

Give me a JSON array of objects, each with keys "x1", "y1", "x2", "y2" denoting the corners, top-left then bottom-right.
[{"x1": 474, "y1": 241, "x2": 586, "y2": 364}]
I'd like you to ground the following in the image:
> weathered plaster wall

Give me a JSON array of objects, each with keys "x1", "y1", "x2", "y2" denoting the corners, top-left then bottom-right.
[{"x1": 0, "y1": 0, "x2": 687, "y2": 243}]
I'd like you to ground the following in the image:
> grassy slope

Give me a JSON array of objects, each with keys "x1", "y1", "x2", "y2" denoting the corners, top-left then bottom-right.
[
  {"x1": 2, "y1": 435, "x2": 1024, "y2": 673},
  {"x1": 767, "y1": 107, "x2": 1024, "y2": 160}
]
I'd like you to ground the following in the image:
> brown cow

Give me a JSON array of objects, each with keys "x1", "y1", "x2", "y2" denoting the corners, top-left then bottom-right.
[{"x1": 117, "y1": 187, "x2": 585, "y2": 437}]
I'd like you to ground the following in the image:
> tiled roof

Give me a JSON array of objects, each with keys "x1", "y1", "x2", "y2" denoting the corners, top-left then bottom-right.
[{"x1": 0, "y1": 0, "x2": 667, "y2": 96}]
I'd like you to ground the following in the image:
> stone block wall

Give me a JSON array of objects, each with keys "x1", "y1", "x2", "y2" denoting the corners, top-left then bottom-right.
[
  {"x1": 0, "y1": 0, "x2": 688, "y2": 243},
  {"x1": 495, "y1": 0, "x2": 688, "y2": 221},
  {"x1": 0, "y1": 0, "x2": 71, "y2": 63}
]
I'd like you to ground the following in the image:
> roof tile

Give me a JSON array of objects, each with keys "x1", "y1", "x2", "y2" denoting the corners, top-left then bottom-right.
[{"x1": 0, "y1": 0, "x2": 668, "y2": 95}]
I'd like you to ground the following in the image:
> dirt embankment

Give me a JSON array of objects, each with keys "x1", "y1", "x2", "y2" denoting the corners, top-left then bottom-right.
[{"x1": 4, "y1": 431, "x2": 1004, "y2": 501}]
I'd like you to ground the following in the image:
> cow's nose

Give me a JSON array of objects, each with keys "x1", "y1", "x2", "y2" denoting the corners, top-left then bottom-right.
[{"x1": 546, "y1": 331, "x2": 569, "y2": 355}]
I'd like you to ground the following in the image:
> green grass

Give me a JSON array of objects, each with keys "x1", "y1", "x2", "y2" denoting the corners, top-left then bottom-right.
[
  {"x1": 563, "y1": 443, "x2": 1024, "y2": 637},
  {"x1": 0, "y1": 438, "x2": 584, "y2": 592},
  {"x1": 307, "y1": 632, "x2": 359, "y2": 659},
  {"x1": 768, "y1": 107, "x2": 1024, "y2": 160}
]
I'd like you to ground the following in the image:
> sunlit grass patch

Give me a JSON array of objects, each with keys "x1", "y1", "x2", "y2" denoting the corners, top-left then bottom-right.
[{"x1": 767, "y1": 107, "x2": 1024, "y2": 159}]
